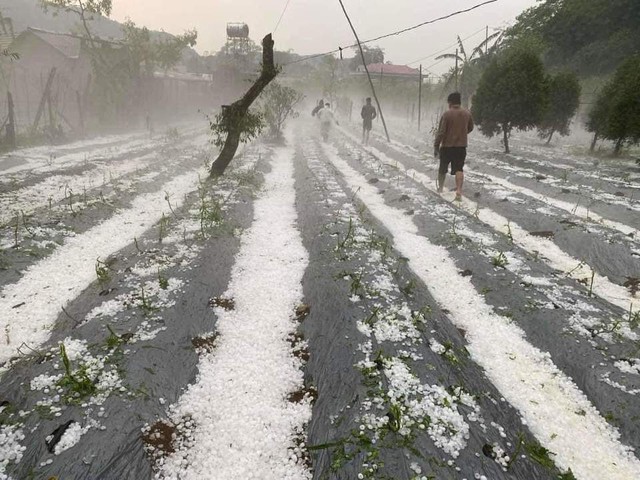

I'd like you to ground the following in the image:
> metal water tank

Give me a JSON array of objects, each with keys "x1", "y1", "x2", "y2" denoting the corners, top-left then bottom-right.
[{"x1": 226, "y1": 23, "x2": 249, "y2": 39}]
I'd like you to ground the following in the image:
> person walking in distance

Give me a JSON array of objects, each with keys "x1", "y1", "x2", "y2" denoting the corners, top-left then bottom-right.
[
  {"x1": 361, "y1": 97, "x2": 377, "y2": 145},
  {"x1": 434, "y1": 92, "x2": 474, "y2": 201},
  {"x1": 311, "y1": 99, "x2": 324, "y2": 117},
  {"x1": 318, "y1": 103, "x2": 338, "y2": 141}
]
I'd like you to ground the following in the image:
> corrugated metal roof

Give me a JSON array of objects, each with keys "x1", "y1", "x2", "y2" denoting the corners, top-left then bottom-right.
[
  {"x1": 0, "y1": 33, "x2": 12, "y2": 52},
  {"x1": 28, "y1": 28, "x2": 82, "y2": 59}
]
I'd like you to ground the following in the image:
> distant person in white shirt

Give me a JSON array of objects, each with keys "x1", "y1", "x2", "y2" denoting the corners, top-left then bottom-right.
[{"x1": 318, "y1": 103, "x2": 338, "y2": 141}]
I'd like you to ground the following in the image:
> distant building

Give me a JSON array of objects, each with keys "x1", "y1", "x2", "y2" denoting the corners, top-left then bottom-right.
[
  {"x1": 356, "y1": 63, "x2": 420, "y2": 78},
  {"x1": 1, "y1": 27, "x2": 215, "y2": 136},
  {"x1": 3, "y1": 28, "x2": 112, "y2": 132}
]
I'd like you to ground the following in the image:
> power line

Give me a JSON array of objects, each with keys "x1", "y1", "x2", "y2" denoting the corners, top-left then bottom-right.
[
  {"x1": 283, "y1": 0, "x2": 499, "y2": 66},
  {"x1": 406, "y1": 26, "x2": 487, "y2": 66},
  {"x1": 274, "y1": 0, "x2": 293, "y2": 33}
]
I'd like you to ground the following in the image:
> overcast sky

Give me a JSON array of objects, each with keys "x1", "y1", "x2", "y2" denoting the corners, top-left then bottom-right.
[{"x1": 111, "y1": 0, "x2": 537, "y2": 74}]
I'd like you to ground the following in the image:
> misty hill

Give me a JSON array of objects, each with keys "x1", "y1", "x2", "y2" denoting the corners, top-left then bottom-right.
[{"x1": 0, "y1": 0, "x2": 186, "y2": 46}]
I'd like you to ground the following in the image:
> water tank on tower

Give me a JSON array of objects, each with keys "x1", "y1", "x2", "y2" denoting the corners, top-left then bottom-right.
[
  {"x1": 226, "y1": 23, "x2": 249, "y2": 39},
  {"x1": 226, "y1": 23, "x2": 251, "y2": 55}
]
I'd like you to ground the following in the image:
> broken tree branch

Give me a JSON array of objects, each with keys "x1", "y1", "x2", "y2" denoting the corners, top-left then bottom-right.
[{"x1": 209, "y1": 34, "x2": 277, "y2": 177}]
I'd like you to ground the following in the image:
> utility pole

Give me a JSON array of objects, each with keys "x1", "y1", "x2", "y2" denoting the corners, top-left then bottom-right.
[
  {"x1": 337, "y1": 0, "x2": 390, "y2": 142},
  {"x1": 485, "y1": 25, "x2": 489, "y2": 55},
  {"x1": 455, "y1": 48, "x2": 459, "y2": 91},
  {"x1": 418, "y1": 64, "x2": 422, "y2": 131}
]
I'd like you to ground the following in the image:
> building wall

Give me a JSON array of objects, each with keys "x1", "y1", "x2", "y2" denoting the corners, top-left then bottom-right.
[{"x1": 1, "y1": 33, "x2": 91, "y2": 132}]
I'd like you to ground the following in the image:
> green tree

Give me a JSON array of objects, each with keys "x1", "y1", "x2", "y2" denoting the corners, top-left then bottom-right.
[
  {"x1": 40, "y1": 0, "x2": 112, "y2": 49},
  {"x1": 471, "y1": 48, "x2": 548, "y2": 153},
  {"x1": 261, "y1": 82, "x2": 304, "y2": 141},
  {"x1": 507, "y1": 0, "x2": 640, "y2": 75},
  {"x1": 349, "y1": 45, "x2": 384, "y2": 70},
  {"x1": 537, "y1": 71, "x2": 581, "y2": 143},
  {"x1": 121, "y1": 20, "x2": 197, "y2": 76},
  {"x1": 586, "y1": 56, "x2": 640, "y2": 155}
]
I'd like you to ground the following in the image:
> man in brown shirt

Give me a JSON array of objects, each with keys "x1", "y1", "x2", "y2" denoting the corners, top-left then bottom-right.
[{"x1": 434, "y1": 92, "x2": 474, "y2": 201}]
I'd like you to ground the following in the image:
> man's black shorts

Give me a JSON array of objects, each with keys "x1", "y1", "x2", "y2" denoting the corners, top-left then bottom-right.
[{"x1": 439, "y1": 146, "x2": 467, "y2": 175}]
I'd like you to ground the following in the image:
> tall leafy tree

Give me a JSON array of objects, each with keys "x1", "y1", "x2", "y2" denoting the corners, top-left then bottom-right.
[
  {"x1": 40, "y1": 0, "x2": 112, "y2": 50},
  {"x1": 122, "y1": 20, "x2": 197, "y2": 76},
  {"x1": 260, "y1": 82, "x2": 304, "y2": 140},
  {"x1": 507, "y1": 0, "x2": 640, "y2": 75},
  {"x1": 471, "y1": 48, "x2": 548, "y2": 153},
  {"x1": 349, "y1": 45, "x2": 384, "y2": 70},
  {"x1": 537, "y1": 71, "x2": 581, "y2": 143},
  {"x1": 587, "y1": 56, "x2": 640, "y2": 155}
]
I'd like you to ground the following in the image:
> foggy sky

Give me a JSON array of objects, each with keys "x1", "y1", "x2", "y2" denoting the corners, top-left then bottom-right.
[{"x1": 111, "y1": 0, "x2": 537, "y2": 74}]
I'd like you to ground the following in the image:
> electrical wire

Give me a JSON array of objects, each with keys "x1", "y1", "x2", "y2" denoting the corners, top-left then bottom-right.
[
  {"x1": 282, "y1": 0, "x2": 499, "y2": 66},
  {"x1": 406, "y1": 26, "x2": 487, "y2": 66},
  {"x1": 273, "y1": 0, "x2": 293, "y2": 33}
]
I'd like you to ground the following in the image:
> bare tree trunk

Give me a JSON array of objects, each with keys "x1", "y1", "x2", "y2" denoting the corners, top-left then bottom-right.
[
  {"x1": 590, "y1": 132, "x2": 598, "y2": 152},
  {"x1": 209, "y1": 34, "x2": 276, "y2": 177},
  {"x1": 502, "y1": 126, "x2": 510, "y2": 154},
  {"x1": 546, "y1": 129, "x2": 554, "y2": 145},
  {"x1": 614, "y1": 137, "x2": 624, "y2": 156}
]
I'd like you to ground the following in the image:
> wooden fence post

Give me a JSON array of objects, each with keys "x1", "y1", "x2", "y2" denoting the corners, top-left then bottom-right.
[{"x1": 7, "y1": 91, "x2": 16, "y2": 149}]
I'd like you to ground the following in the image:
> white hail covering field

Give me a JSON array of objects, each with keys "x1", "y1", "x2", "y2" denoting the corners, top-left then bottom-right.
[{"x1": 0, "y1": 119, "x2": 638, "y2": 480}]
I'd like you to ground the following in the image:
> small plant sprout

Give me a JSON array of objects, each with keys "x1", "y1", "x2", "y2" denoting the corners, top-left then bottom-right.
[
  {"x1": 566, "y1": 260, "x2": 585, "y2": 277},
  {"x1": 571, "y1": 200, "x2": 579, "y2": 215},
  {"x1": 57, "y1": 343, "x2": 97, "y2": 402},
  {"x1": 628, "y1": 304, "x2": 639, "y2": 329},
  {"x1": 473, "y1": 203, "x2": 481, "y2": 219},
  {"x1": 21, "y1": 211, "x2": 34, "y2": 236},
  {"x1": 588, "y1": 268, "x2": 595, "y2": 297},
  {"x1": 158, "y1": 269, "x2": 169, "y2": 290},
  {"x1": 363, "y1": 307, "x2": 380, "y2": 326},
  {"x1": 64, "y1": 185, "x2": 75, "y2": 214},
  {"x1": 95, "y1": 257, "x2": 110, "y2": 284},
  {"x1": 387, "y1": 403, "x2": 402, "y2": 432},
  {"x1": 134, "y1": 236, "x2": 143, "y2": 253},
  {"x1": 106, "y1": 325, "x2": 125, "y2": 348},
  {"x1": 197, "y1": 184, "x2": 223, "y2": 238},
  {"x1": 412, "y1": 306, "x2": 432, "y2": 325},
  {"x1": 400, "y1": 279, "x2": 416, "y2": 297},
  {"x1": 138, "y1": 285, "x2": 157, "y2": 314},
  {"x1": 165, "y1": 191, "x2": 179, "y2": 219},
  {"x1": 158, "y1": 213, "x2": 169, "y2": 243},
  {"x1": 338, "y1": 217, "x2": 355, "y2": 250},
  {"x1": 13, "y1": 213, "x2": 20, "y2": 248},
  {"x1": 492, "y1": 251, "x2": 509, "y2": 268},
  {"x1": 506, "y1": 221, "x2": 514, "y2": 243},
  {"x1": 350, "y1": 270, "x2": 364, "y2": 297}
]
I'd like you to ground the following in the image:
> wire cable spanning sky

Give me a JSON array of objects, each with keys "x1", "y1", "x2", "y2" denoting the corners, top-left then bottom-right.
[
  {"x1": 111, "y1": 0, "x2": 536, "y2": 73},
  {"x1": 283, "y1": 1, "x2": 498, "y2": 66}
]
